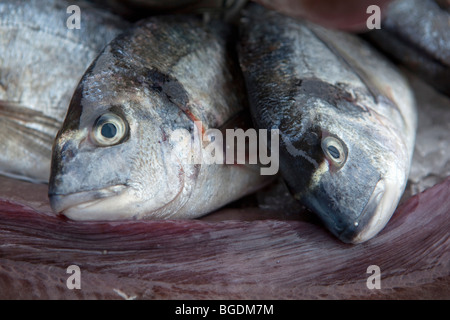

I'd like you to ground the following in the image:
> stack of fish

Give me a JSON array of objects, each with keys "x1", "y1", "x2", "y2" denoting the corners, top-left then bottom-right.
[{"x1": 0, "y1": 0, "x2": 448, "y2": 244}]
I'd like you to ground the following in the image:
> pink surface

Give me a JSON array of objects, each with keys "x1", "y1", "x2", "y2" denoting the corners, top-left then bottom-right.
[{"x1": 0, "y1": 176, "x2": 448, "y2": 299}]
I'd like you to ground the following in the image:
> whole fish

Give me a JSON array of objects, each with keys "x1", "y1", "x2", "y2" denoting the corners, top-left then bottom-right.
[
  {"x1": 238, "y1": 5, "x2": 417, "y2": 243},
  {"x1": 0, "y1": 0, "x2": 129, "y2": 183},
  {"x1": 48, "y1": 16, "x2": 271, "y2": 221},
  {"x1": 366, "y1": 0, "x2": 450, "y2": 96}
]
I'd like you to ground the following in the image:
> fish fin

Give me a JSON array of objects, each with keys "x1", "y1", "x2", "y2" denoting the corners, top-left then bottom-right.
[
  {"x1": 0, "y1": 100, "x2": 61, "y2": 157},
  {"x1": 0, "y1": 100, "x2": 61, "y2": 131},
  {"x1": 0, "y1": 170, "x2": 48, "y2": 184}
]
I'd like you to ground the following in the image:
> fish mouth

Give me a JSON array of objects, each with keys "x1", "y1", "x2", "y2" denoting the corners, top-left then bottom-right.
[
  {"x1": 339, "y1": 178, "x2": 400, "y2": 244},
  {"x1": 49, "y1": 184, "x2": 128, "y2": 220}
]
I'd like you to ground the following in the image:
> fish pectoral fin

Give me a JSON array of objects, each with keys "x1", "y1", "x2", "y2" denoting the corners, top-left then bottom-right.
[
  {"x1": 0, "y1": 100, "x2": 61, "y2": 157},
  {"x1": 0, "y1": 100, "x2": 62, "y2": 130}
]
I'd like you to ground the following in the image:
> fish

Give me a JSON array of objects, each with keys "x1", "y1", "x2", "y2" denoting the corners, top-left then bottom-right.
[
  {"x1": 48, "y1": 16, "x2": 272, "y2": 221},
  {"x1": 0, "y1": 0, "x2": 129, "y2": 183},
  {"x1": 0, "y1": 174, "x2": 448, "y2": 299},
  {"x1": 366, "y1": 0, "x2": 450, "y2": 96},
  {"x1": 238, "y1": 4, "x2": 417, "y2": 243}
]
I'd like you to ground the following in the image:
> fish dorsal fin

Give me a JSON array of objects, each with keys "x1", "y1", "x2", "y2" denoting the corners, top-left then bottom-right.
[{"x1": 0, "y1": 100, "x2": 61, "y2": 157}]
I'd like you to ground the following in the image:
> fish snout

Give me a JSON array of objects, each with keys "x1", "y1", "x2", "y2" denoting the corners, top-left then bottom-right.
[
  {"x1": 48, "y1": 137, "x2": 84, "y2": 197},
  {"x1": 48, "y1": 128, "x2": 132, "y2": 217},
  {"x1": 303, "y1": 170, "x2": 401, "y2": 244},
  {"x1": 48, "y1": 193, "x2": 71, "y2": 214},
  {"x1": 341, "y1": 178, "x2": 401, "y2": 244},
  {"x1": 48, "y1": 184, "x2": 127, "y2": 218},
  {"x1": 338, "y1": 179, "x2": 386, "y2": 243},
  {"x1": 313, "y1": 178, "x2": 399, "y2": 244}
]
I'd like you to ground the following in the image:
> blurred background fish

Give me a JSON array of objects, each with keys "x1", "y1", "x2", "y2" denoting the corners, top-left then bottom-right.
[
  {"x1": 0, "y1": 0, "x2": 129, "y2": 183},
  {"x1": 366, "y1": 0, "x2": 450, "y2": 96}
]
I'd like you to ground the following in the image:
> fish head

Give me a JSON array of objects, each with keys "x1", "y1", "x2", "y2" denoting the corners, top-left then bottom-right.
[
  {"x1": 282, "y1": 83, "x2": 408, "y2": 244},
  {"x1": 49, "y1": 49, "x2": 193, "y2": 221}
]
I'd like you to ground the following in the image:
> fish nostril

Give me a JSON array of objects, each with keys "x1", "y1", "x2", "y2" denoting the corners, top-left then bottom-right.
[{"x1": 60, "y1": 141, "x2": 76, "y2": 162}]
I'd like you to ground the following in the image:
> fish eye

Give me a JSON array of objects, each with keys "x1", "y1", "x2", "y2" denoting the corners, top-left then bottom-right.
[
  {"x1": 91, "y1": 112, "x2": 128, "y2": 146},
  {"x1": 321, "y1": 136, "x2": 347, "y2": 167}
]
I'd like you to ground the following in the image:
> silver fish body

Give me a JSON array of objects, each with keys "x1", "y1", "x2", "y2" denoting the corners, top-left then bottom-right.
[
  {"x1": 49, "y1": 16, "x2": 271, "y2": 221},
  {"x1": 0, "y1": 0, "x2": 129, "y2": 183},
  {"x1": 238, "y1": 5, "x2": 417, "y2": 243}
]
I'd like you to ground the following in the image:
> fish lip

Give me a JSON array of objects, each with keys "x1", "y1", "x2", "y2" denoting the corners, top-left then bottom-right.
[
  {"x1": 339, "y1": 178, "x2": 397, "y2": 244},
  {"x1": 49, "y1": 184, "x2": 127, "y2": 215}
]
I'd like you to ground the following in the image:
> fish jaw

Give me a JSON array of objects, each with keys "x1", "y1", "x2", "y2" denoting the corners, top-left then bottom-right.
[
  {"x1": 348, "y1": 177, "x2": 403, "y2": 243},
  {"x1": 49, "y1": 185, "x2": 131, "y2": 220},
  {"x1": 302, "y1": 172, "x2": 404, "y2": 244},
  {"x1": 49, "y1": 164, "x2": 188, "y2": 221}
]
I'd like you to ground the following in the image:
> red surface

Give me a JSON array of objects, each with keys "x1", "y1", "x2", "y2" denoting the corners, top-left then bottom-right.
[{"x1": 0, "y1": 176, "x2": 448, "y2": 299}]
